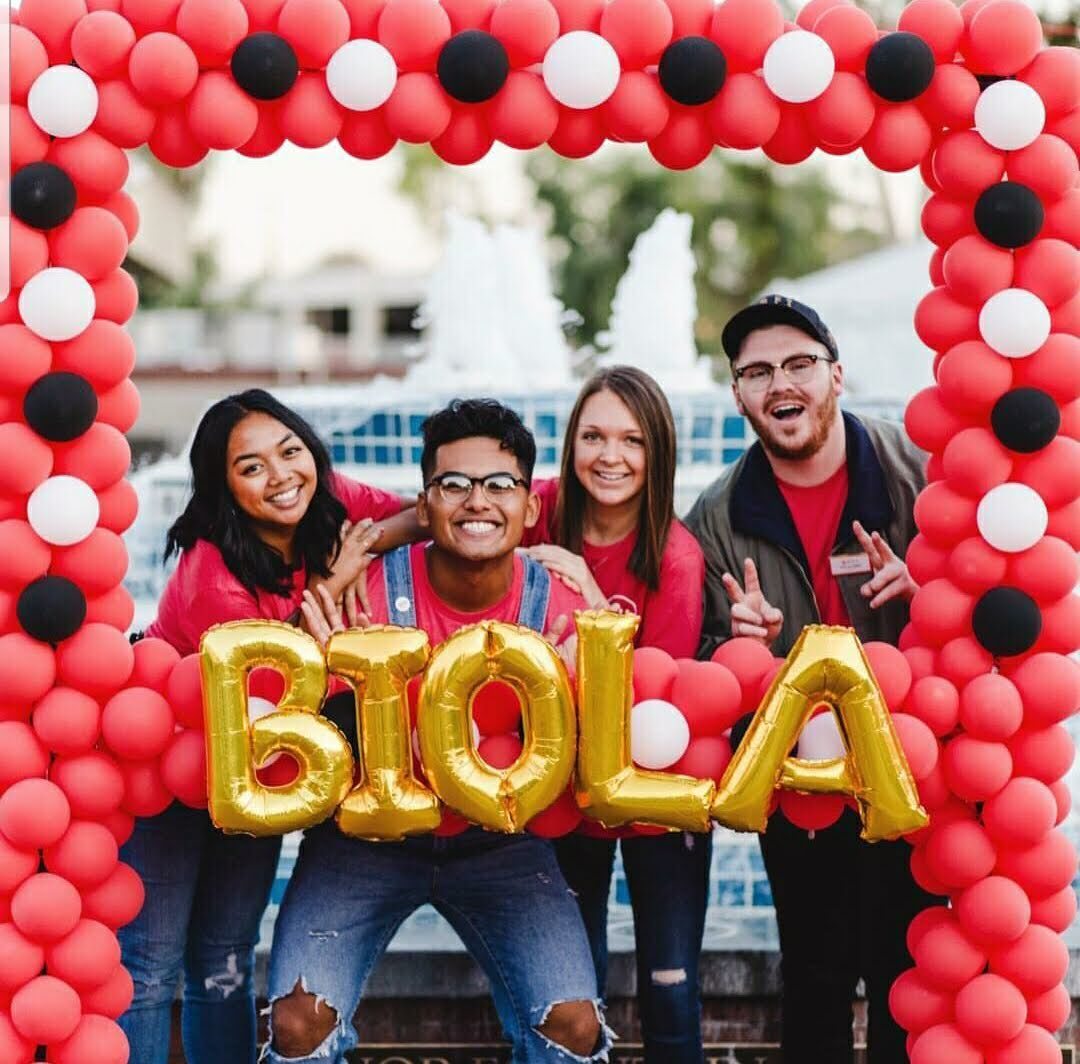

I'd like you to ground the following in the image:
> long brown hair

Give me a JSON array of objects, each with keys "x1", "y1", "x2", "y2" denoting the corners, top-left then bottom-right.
[{"x1": 554, "y1": 366, "x2": 677, "y2": 590}]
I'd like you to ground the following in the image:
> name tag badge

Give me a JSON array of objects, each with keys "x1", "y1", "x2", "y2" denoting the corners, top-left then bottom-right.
[{"x1": 830, "y1": 553, "x2": 872, "y2": 577}]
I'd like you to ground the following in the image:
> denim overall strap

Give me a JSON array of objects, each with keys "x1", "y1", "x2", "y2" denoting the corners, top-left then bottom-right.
[
  {"x1": 382, "y1": 545, "x2": 417, "y2": 627},
  {"x1": 516, "y1": 554, "x2": 551, "y2": 633}
]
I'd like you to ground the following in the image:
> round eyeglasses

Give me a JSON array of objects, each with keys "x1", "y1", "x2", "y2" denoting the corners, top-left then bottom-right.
[{"x1": 425, "y1": 472, "x2": 528, "y2": 503}]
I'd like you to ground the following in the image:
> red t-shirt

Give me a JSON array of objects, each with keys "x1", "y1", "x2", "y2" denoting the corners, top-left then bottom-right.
[
  {"x1": 364, "y1": 541, "x2": 586, "y2": 645},
  {"x1": 146, "y1": 474, "x2": 402, "y2": 656},
  {"x1": 521, "y1": 478, "x2": 705, "y2": 659},
  {"x1": 776, "y1": 465, "x2": 852, "y2": 626}
]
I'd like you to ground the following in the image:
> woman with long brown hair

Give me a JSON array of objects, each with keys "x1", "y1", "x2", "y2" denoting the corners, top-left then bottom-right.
[{"x1": 524, "y1": 365, "x2": 709, "y2": 1063}]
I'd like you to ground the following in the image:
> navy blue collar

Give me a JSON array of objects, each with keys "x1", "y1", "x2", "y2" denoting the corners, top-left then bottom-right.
[{"x1": 729, "y1": 411, "x2": 896, "y2": 574}]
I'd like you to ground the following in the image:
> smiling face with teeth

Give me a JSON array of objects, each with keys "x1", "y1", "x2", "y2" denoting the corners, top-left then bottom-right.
[
  {"x1": 571, "y1": 389, "x2": 648, "y2": 514},
  {"x1": 226, "y1": 412, "x2": 318, "y2": 552},
  {"x1": 732, "y1": 324, "x2": 844, "y2": 463}
]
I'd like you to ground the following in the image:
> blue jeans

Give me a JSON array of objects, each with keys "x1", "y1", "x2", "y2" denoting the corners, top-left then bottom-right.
[
  {"x1": 555, "y1": 831, "x2": 713, "y2": 1064},
  {"x1": 118, "y1": 801, "x2": 283, "y2": 1064},
  {"x1": 265, "y1": 824, "x2": 612, "y2": 1063}
]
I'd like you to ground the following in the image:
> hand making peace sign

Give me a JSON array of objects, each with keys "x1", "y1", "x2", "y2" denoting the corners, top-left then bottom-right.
[
  {"x1": 721, "y1": 558, "x2": 784, "y2": 648},
  {"x1": 852, "y1": 520, "x2": 918, "y2": 609}
]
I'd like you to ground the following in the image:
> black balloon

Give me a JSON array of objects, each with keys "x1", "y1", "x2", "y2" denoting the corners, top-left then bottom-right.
[
  {"x1": 659, "y1": 36, "x2": 727, "y2": 106},
  {"x1": 865, "y1": 32, "x2": 936, "y2": 102},
  {"x1": 24, "y1": 373, "x2": 99, "y2": 443},
  {"x1": 10, "y1": 162, "x2": 78, "y2": 231},
  {"x1": 231, "y1": 33, "x2": 299, "y2": 101},
  {"x1": 991, "y1": 388, "x2": 1060, "y2": 453},
  {"x1": 17, "y1": 576, "x2": 87, "y2": 644},
  {"x1": 974, "y1": 181, "x2": 1044, "y2": 249},
  {"x1": 972, "y1": 587, "x2": 1042, "y2": 657},
  {"x1": 437, "y1": 30, "x2": 509, "y2": 103}
]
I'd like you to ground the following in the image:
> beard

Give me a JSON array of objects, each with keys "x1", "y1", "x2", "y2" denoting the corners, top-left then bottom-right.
[{"x1": 745, "y1": 387, "x2": 839, "y2": 462}]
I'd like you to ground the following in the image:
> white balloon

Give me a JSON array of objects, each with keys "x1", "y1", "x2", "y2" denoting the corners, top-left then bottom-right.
[
  {"x1": 762, "y1": 30, "x2": 835, "y2": 104},
  {"x1": 796, "y1": 712, "x2": 846, "y2": 760},
  {"x1": 19, "y1": 268, "x2": 96, "y2": 343},
  {"x1": 977, "y1": 482, "x2": 1048, "y2": 554},
  {"x1": 248, "y1": 696, "x2": 279, "y2": 721},
  {"x1": 630, "y1": 699, "x2": 691, "y2": 770},
  {"x1": 327, "y1": 39, "x2": 398, "y2": 112},
  {"x1": 974, "y1": 79, "x2": 1045, "y2": 151},
  {"x1": 542, "y1": 31, "x2": 620, "y2": 110},
  {"x1": 978, "y1": 288, "x2": 1051, "y2": 359},
  {"x1": 27, "y1": 476, "x2": 100, "y2": 546},
  {"x1": 28, "y1": 65, "x2": 99, "y2": 138}
]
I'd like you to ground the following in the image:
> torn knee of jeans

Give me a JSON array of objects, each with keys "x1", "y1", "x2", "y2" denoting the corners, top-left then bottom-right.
[
  {"x1": 263, "y1": 978, "x2": 343, "y2": 1061},
  {"x1": 202, "y1": 951, "x2": 247, "y2": 1000},
  {"x1": 650, "y1": 968, "x2": 688, "y2": 987},
  {"x1": 531, "y1": 998, "x2": 615, "y2": 1062}
]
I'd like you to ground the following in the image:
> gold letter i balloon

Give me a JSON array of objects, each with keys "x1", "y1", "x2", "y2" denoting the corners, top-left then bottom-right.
[
  {"x1": 201, "y1": 622, "x2": 355, "y2": 836},
  {"x1": 711, "y1": 625, "x2": 928, "y2": 841},
  {"x1": 417, "y1": 622, "x2": 577, "y2": 832}
]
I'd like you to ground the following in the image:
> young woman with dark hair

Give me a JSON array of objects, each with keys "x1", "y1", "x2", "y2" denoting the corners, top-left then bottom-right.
[
  {"x1": 523, "y1": 366, "x2": 709, "y2": 1064},
  {"x1": 120, "y1": 389, "x2": 417, "y2": 1064}
]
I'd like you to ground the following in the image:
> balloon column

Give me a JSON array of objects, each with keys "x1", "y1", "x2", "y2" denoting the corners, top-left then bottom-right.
[{"x1": 0, "y1": 0, "x2": 1076, "y2": 1058}]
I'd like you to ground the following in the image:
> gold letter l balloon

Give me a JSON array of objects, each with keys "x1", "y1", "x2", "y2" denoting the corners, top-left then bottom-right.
[
  {"x1": 201, "y1": 622, "x2": 354, "y2": 836},
  {"x1": 711, "y1": 625, "x2": 928, "y2": 841}
]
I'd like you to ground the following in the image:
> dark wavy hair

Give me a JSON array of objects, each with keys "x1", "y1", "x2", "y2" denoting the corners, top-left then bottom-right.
[
  {"x1": 554, "y1": 366, "x2": 676, "y2": 590},
  {"x1": 164, "y1": 389, "x2": 346, "y2": 596},
  {"x1": 420, "y1": 398, "x2": 537, "y2": 484}
]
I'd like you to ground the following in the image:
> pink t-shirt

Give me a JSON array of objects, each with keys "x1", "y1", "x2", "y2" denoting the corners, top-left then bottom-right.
[
  {"x1": 522, "y1": 477, "x2": 705, "y2": 658},
  {"x1": 146, "y1": 474, "x2": 402, "y2": 656},
  {"x1": 364, "y1": 541, "x2": 586, "y2": 644}
]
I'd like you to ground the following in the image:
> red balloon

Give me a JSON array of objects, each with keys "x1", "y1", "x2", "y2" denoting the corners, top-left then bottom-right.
[
  {"x1": 9, "y1": 25, "x2": 49, "y2": 103},
  {"x1": 956, "y1": 875, "x2": 1030, "y2": 945},
  {"x1": 433, "y1": 807, "x2": 470, "y2": 837},
  {"x1": 1010, "y1": 724, "x2": 1075, "y2": 784},
  {"x1": 440, "y1": 0, "x2": 496, "y2": 31},
  {"x1": 964, "y1": 0, "x2": 1043, "y2": 76},
  {"x1": 52, "y1": 320, "x2": 135, "y2": 390},
  {"x1": 709, "y1": 0, "x2": 784, "y2": 73},
  {"x1": 1025, "y1": 983, "x2": 1071, "y2": 1034},
  {"x1": 48, "y1": 207, "x2": 129, "y2": 282},
  {"x1": 46, "y1": 918, "x2": 120, "y2": 990},
  {"x1": 188, "y1": 71, "x2": 260, "y2": 150},
  {"x1": 1013, "y1": 239, "x2": 1079, "y2": 311},
  {"x1": 764, "y1": 105, "x2": 816, "y2": 165},
  {"x1": 955, "y1": 972, "x2": 1027, "y2": 1046},
  {"x1": 0, "y1": 522, "x2": 53, "y2": 595},
  {"x1": 863, "y1": 103, "x2": 933, "y2": 173},
  {"x1": 671, "y1": 735, "x2": 733, "y2": 783},
  {"x1": 1007, "y1": 135, "x2": 1078, "y2": 206},
  {"x1": 53, "y1": 422, "x2": 131, "y2": 491},
  {"x1": 0, "y1": 1013, "x2": 32, "y2": 1064},
  {"x1": 10, "y1": 873, "x2": 82, "y2": 943},
  {"x1": 920, "y1": 64, "x2": 980, "y2": 131},
  {"x1": 901, "y1": 643, "x2": 936, "y2": 681},
  {"x1": 812, "y1": 4, "x2": 875, "y2": 72},
  {"x1": 0, "y1": 923, "x2": 45, "y2": 992},
  {"x1": 805, "y1": 71, "x2": 875, "y2": 150},
  {"x1": 280, "y1": 73, "x2": 345, "y2": 148},
  {"x1": 383, "y1": 73, "x2": 453, "y2": 142},
  {"x1": 909, "y1": 579, "x2": 974, "y2": 644},
  {"x1": 650, "y1": 108, "x2": 713, "y2": 170},
  {"x1": 149, "y1": 104, "x2": 210, "y2": 169},
  {"x1": 0, "y1": 637, "x2": 57, "y2": 713},
  {"x1": 51, "y1": 751, "x2": 125, "y2": 819},
  {"x1": 47, "y1": 132, "x2": 127, "y2": 204},
  {"x1": 1029, "y1": 883, "x2": 1077, "y2": 932},
  {"x1": 10, "y1": 975, "x2": 81, "y2": 1044},
  {"x1": 1051, "y1": 290, "x2": 1080, "y2": 341},
  {"x1": 11, "y1": 104, "x2": 51, "y2": 172},
  {"x1": 175, "y1": 0, "x2": 249, "y2": 64},
  {"x1": 1015, "y1": 436, "x2": 1080, "y2": 510},
  {"x1": 948, "y1": 537, "x2": 1008, "y2": 595},
  {"x1": 708, "y1": 71, "x2": 781, "y2": 149},
  {"x1": 602, "y1": 71, "x2": 670, "y2": 143},
  {"x1": 912, "y1": 914, "x2": 988, "y2": 990},
  {"x1": 0, "y1": 722, "x2": 48, "y2": 791},
  {"x1": 1009, "y1": 651, "x2": 1080, "y2": 727},
  {"x1": 666, "y1": 0, "x2": 712, "y2": 35},
  {"x1": 32, "y1": 688, "x2": 101, "y2": 756},
  {"x1": 487, "y1": 71, "x2": 560, "y2": 148},
  {"x1": 527, "y1": 786, "x2": 582, "y2": 837},
  {"x1": 50, "y1": 1013, "x2": 130, "y2": 1064},
  {"x1": 549, "y1": 0, "x2": 604, "y2": 31},
  {"x1": 128, "y1": 31, "x2": 199, "y2": 104},
  {"x1": 477, "y1": 733, "x2": 523, "y2": 769},
  {"x1": 19, "y1": 0, "x2": 87, "y2": 63},
  {"x1": 243, "y1": 0, "x2": 287, "y2": 31},
  {"x1": 987, "y1": 1024, "x2": 1069, "y2": 1064},
  {"x1": 600, "y1": 0, "x2": 672, "y2": 67},
  {"x1": 472, "y1": 680, "x2": 522, "y2": 735},
  {"x1": 339, "y1": 114, "x2": 395, "y2": 162},
  {"x1": 489, "y1": 0, "x2": 559, "y2": 65},
  {"x1": 121, "y1": 0, "x2": 182, "y2": 34},
  {"x1": 56, "y1": 625, "x2": 134, "y2": 703},
  {"x1": 920, "y1": 196, "x2": 975, "y2": 248},
  {"x1": 989, "y1": 923, "x2": 1069, "y2": 996},
  {"x1": 96, "y1": 478, "x2": 140, "y2": 535},
  {"x1": 168, "y1": 653, "x2": 206, "y2": 729},
  {"x1": 888, "y1": 968, "x2": 953, "y2": 1035},
  {"x1": 891, "y1": 713, "x2": 938, "y2": 779},
  {"x1": 277, "y1": 0, "x2": 350, "y2": 66},
  {"x1": 937, "y1": 340, "x2": 1014, "y2": 414},
  {"x1": 239, "y1": 103, "x2": 287, "y2": 157},
  {"x1": 548, "y1": 107, "x2": 606, "y2": 158},
  {"x1": 906, "y1": 675, "x2": 960, "y2": 736},
  {"x1": 794, "y1": 0, "x2": 848, "y2": 30},
  {"x1": 863, "y1": 641, "x2": 912, "y2": 709},
  {"x1": 86, "y1": 585, "x2": 137, "y2": 629},
  {"x1": 378, "y1": 0, "x2": 452, "y2": 71},
  {"x1": 102, "y1": 687, "x2": 175, "y2": 760},
  {"x1": 0, "y1": 423, "x2": 52, "y2": 496},
  {"x1": 778, "y1": 791, "x2": 846, "y2": 831},
  {"x1": 897, "y1": 0, "x2": 963, "y2": 60},
  {"x1": 958, "y1": 673, "x2": 1022, "y2": 740},
  {"x1": 119, "y1": 757, "x2": 173, "y2": 817},
  {"x1": 129, "y1": 637, "x2": 181, "y2": 693},
  {"x1": 906, "y1": 904, "x2": 953, "y2": 957},
  {"x1": 924, "y1": 816, "x2": 997, "y2": 889},
  {"x1": 914, "y1": 287, "x2": 980, "y2": 351},
  {"x1": 9, "y1": 219, "x2": 48, "y2": 294},
  {"x1": 0, "y1": 327, "x2": 54, "y2": 398},
  {"x1": 160, "y1": 728, "x2": 209, "y2": 808},
  {"x1": 0, "y1": 780, "x2": 75, "y2": 851},
  {"x1": 942, "y1": 734, "x2": 1012, "y2": 802},
  {"x1": 628, "y1": 646, "x2": 678, "y2": 703},
  {"x1": 942, "y1": 428, "x2": 1013, "y2": 497},
  {"x1": 81, "y1": 860, "x2": 144, "y2": 929},
  {"x1": 1007, "y1": 537, "x2": 1078, "y2": 606},
  {"x1": 432, "y1": 108, "x2": 494, "y2": 165},
  {"x1": 0, "y1": 833, "x2": 38, "y2": 895},
  {"x1": 71, "y1": 11, "x2": 136, "y2": 77},
  {"x1": 670, "y1": 659, "x2": 742, "y2": 735},
  {"x1": 995, "y1": 828, "x2": 1077, "y2": 900},
  {"x1": 1019, "y1": 46, "x2": 1080, "y2": 119},
  {"x1": 942, "y1": 234, "x2": 1013, "y2": 307},
  {"x1": 93, "y1": 78, "x2": 158, "y2": 149},
  {"x1": 1049, "y1": 778, "x2": 1072, "y2": 825},
  {"x1": 79, "y1": 962, "x2": 134, "y2": 1019},
  {"x1": 96, "y1": 376, "x2": 141, "y2": 435},
  {"x1": 1013, "y1": 333, "x2": 1080, "y2": 406},
  {"x1": 711, "y1": 638, "x2": 776, "y2": 710},
  {"x1": 43, "y1": 819, "x2": 119, "y2": 889}
]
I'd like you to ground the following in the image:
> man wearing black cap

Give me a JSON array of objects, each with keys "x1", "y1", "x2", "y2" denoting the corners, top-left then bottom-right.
[{"x1": 685, "y1": 296, "x2": 941, "y2": 1062}]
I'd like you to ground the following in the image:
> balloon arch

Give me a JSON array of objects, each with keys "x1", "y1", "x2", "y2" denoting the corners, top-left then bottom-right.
[{"x1": 2, "y1": 0, "x2": 1079, "y2": 1059}]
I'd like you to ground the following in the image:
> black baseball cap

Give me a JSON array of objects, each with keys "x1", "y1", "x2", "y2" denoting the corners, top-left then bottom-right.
[{"x1": 721, "y1": 295, "x2": 839, "y2": 362}]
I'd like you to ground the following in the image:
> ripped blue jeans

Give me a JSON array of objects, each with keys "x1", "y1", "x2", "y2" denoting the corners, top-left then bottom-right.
[
  {"x1": 264, "y1": 824, "x2": 612, "y2": 1063},
  {"x1": 118, "y1": 800, "x2": 283, "y2": 1064}
]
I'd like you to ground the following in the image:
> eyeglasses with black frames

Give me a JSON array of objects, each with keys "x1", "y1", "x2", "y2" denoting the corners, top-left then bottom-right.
[{"x1": 732, "y1": 353, "x2": 835, "y2": 394}]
